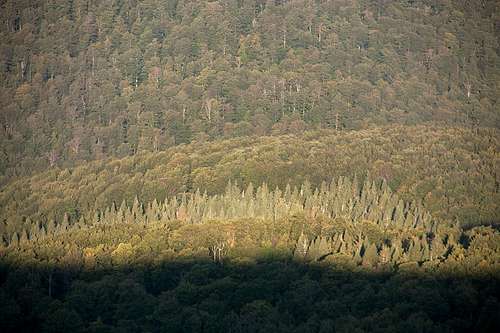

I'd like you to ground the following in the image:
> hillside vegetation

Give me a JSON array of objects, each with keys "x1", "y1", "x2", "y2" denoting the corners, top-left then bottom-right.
[
  {"x1": 1, "y1": 0, "x2": 499, "y2": 176},
  {"x1": 1, "y1": 125, "x2": 498, "y2": 240},
  {"x1": 0, "y1": 1, "x2": 499, "y2": 332},
  {"x1": 1, "y1": 176, "x2": 499, "y2": 332}
]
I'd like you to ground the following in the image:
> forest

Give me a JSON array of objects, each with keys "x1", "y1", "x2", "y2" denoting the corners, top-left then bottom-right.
[
  {"x1": 1, "y1": 174, "x2": 500, "y2": 332},
  {"x1": 0, "y1": 0, "x2": 499, "y2": 332},
  {"x1": 0, "y1": 0, "x2": 499, "y2": 177}
]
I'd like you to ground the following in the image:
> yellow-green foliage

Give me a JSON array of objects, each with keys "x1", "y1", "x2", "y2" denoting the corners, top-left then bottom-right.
[{"x1": 0, "y1": 126, "x2": 498, "y2": 237}]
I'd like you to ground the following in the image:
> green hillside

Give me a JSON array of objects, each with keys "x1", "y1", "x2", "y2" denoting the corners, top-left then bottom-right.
[
  {"x1": 1, "y1": 125, "x2": 499, "y2": 240},
  {"x1": 1, "y1": 175, "x2": 499, "y2": 332},
  {"x1": 1, "y1": 1, "x2": 499, "y2": 332},
  {"x1": 1, "y1": 0, "x2": 499, "y2": 177}
]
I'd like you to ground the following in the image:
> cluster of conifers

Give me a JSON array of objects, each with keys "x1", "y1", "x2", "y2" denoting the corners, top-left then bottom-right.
[{"x1": 6, "y1": 177, "x2": 435, "y2": 246}]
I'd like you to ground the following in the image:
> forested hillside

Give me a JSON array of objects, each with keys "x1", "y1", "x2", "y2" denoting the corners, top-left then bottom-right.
[
  {"x1": 1, "y1": 126, "x2": 498, "y2": 240},
  {"x1": 1, "y1": 176, "x2": 500, "y2": 332},
  {"x1": 1, "y1": 0, "x2": 499, "y2": 177},
  {"x1": 1, "y1": 125, "x2": 498, "y2": 332},
  {"x1": 1, "y1": 1, "x2": 499, "y2": 332}
]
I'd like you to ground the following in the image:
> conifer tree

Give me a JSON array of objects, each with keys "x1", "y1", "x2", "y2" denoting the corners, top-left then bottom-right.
[
  {"x1": 294, "y1": 232, "x2": 309, "y2": 260},
  {"x1": 19, "y1": 229, "x2": 28, "y2": 244},
  {"x1": 362, "y1": 243, "x2": 379, "y2": 267},
  {"x1": 10, "y1": 232, "x2": 19, "y2": 247},
  {"x1": 46, "y1": 219, "x2": 56, "y2": 234},
  {"x1": 60, "y1": 213, "x2": 70, "y2": 231},
  {"x1": 306, "y1": 236, "x2": 330, "y2": 261}
]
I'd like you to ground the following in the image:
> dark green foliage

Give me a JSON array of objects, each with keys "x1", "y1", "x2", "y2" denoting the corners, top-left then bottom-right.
[
  {"x1": 1, "y1": 181, "x2": 499, "y2": 332},
  {"x1": 1, "y1": 227, "x2": 499, "y2": 333}
]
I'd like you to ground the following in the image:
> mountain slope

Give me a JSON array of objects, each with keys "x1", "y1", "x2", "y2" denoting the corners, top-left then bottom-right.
[
  {"x1": 0, "y1": 0, "x2": 499, "y2": 177},
  {"x1": 1, "y1": 125, "x2": 498, "y2": 238}
]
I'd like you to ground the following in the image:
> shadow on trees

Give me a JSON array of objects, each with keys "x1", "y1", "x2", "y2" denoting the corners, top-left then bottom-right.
[{"x1": 1, "y1": 256, "x2": 499, "y2": 333}]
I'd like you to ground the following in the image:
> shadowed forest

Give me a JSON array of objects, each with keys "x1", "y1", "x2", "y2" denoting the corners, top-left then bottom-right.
[
  {"x1": 1, "y1": 178, "x2": 499, "y2": 332},
  {"x1": 0, "y1": 0, "x2": 499, "y2": 332}
]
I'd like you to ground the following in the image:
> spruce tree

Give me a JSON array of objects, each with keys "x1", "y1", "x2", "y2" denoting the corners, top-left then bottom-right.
[{"x1": 362, "y1": 243, "x2": 379, "y2": 267}]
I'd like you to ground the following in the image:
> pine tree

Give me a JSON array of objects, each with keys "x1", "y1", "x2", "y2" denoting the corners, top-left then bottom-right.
[
  {"x1": 10, "y1": 232, "x2": 19, "y2": 247},
  {"x1": 294, "y1": 232, "x2": 309, "y2": 260},
  {"x1": 430, "y1": 235, "x2": 447, "y2": 260},
  {"x1": 393, "y1": 200, "x2": 405, "y2": 226},
  {"x1": 46, "y1": 219, "x2": 56, "y2": 234},
  {"x1": 362, "y1": 243, "x2": 379, "y2": 267},
  {"x1": 408, "y1": 238, "x2": 423, "y2": 262},
  {"x1": 19, "y1": 229, "x2": 29, "y2": 244},
  {"x1": 379, "y1": 244, "x2": 392, "y2": 264},
  {"x1": 391, "y1": 243, "x2": 402, "y2": 263},
  {"x1": 306, "y1": 236, "x2": 330, "y2": 261},
  {"x1": 29, "y1": 218, "x2": 39, "y2": 241},
  {"x1": 61, "y1": 213, "x2": 70, "y2": 230}
]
